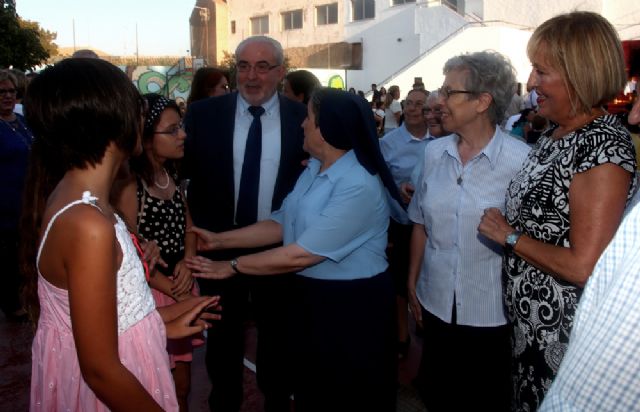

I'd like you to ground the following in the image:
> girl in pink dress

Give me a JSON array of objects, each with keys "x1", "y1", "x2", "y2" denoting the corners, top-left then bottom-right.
[{"x1": 21, "y1": 58, "x2": 216, "y2": 411}]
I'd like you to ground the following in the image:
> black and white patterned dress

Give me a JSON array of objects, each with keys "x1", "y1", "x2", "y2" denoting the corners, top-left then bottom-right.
[
  {"x1": 136, "y1": 176, "x2": 187, "y2": 275},
  {"x1": 503, "y1": 114, "x2": 637, "y2": 411}
]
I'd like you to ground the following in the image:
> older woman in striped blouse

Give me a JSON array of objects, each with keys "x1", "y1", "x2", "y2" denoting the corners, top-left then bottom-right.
[{"x1": 407, "y1": 51, "x2": 530, "y2": 412}]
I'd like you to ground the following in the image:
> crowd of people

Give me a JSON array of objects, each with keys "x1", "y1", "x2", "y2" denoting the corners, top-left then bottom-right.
[{"x1": 2, "y1": 9, "x2": 640, "y2": 412}]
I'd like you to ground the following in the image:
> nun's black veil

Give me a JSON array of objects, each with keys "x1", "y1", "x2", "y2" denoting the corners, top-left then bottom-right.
[{"x1": 313, "y1": 88, "x2": 404, "y2": 207}]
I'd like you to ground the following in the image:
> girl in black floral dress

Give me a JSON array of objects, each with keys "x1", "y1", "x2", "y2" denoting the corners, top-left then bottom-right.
[
  {"x1": 116, "y1": 94, "x2": 200, "y2": 411},
  {"x1": 478, "y1": 12, "x2": 637, "y2": 411}
]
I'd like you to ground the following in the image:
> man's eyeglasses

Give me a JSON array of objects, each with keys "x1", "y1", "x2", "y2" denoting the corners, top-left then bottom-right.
[
  {"x1": 0, "y1": 88, "x2": 17, "y2": 96},
  {"x1": 438, "y1": 86, "x2": 475, "y2": 100},
  {"x1": 154, "y1": 122, "x2": 184, "y2": 137},
  {"x1": 423, "y1": 108, "x2": 442, "y2": 116},
  {"x1": 236, "y1": 61, "x2": 280, "y2": 74}
]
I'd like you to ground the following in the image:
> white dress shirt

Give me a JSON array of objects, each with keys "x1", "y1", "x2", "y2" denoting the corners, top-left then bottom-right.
[{"x1": 233, "y1": 93, "x2": 282, "y2": 223}]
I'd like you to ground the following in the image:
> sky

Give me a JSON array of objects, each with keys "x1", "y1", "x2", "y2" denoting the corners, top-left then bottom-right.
[{"x1": 16, "y1": 0, "x2": 196, "y2": 56}]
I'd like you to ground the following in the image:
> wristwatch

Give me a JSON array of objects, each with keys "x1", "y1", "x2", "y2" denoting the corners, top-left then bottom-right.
[
  {"x1": 504, "y1": 231, "x2": 522, "y2": 253},
  {"x1": 229, "y1": 258, "x2": 241, "y2": 274}
]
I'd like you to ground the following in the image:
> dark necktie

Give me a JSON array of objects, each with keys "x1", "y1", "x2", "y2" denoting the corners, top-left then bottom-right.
[{"x1": 236, "y1": 105, "x2": 265, "y2": 226}]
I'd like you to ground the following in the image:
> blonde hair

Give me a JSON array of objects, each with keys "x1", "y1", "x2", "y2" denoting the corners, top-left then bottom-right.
[
  {"x1": 384, "y1": 85, "x2": 399, "y2": 107},
  {"x1": 527, "y1": 11, "x2": 626, "y2": 116}
]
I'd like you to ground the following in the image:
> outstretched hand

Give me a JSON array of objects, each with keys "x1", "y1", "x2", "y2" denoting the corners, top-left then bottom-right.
[
  {"x1": 164, "y1": 296, "x2": 222, "y2": 339},
  {"x1": 187, "y1": 226, "x2": 223, "y2": 251},
  {"x1": 185, "y1": 256, "x2": 236, "y2": 280}
]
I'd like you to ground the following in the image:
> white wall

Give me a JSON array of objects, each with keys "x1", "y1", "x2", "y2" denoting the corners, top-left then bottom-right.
[
  {"x1": 479, "y1": 0, "x2": 603, "y2": 27},
  {"x1": 344, "y1": 4, "x2": 467, "y2": 93},
  {"x1": 378, "y1": 26, "x2": 532, "y2": 95},
  {"x1": 415, "y1": 5, "x2": 467, "y2": 54},
  {"x1": 602, "y1": 0, "x2": 640, "y2": 41}
]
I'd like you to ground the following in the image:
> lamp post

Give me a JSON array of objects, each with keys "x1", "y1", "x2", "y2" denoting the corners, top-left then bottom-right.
[
  {"x1": 193, "y1": 6, "x2": 210, "y2": 65},
  {"x1": 340, "y1": 64, "x2": 349, "y2": 91}
]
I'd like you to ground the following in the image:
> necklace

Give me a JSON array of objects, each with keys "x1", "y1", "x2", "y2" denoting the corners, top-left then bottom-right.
[
  {"x1": 1, "y1": 116, "x2": 20, "y2": 132},
  {"x1": 154, "y1": 168, "x2": 170, "y2": 189},
  {"x1": 1, "y1": 116, "x2": 32, "y2": 146}
]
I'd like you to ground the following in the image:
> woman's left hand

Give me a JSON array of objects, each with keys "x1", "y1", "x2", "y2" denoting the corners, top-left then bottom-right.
[
  {"x1": 140, "y1": 239, "x2": 167, "y2": 271},
  {"x1": 184, "y1": 256, "x2": 236, "y2": 280},
  {"x1": 172, "y1": 259, "x2": 194, "y2": 297},
  {"x1": 478, "y1": 208, "x2": 513, "y2": 246}
]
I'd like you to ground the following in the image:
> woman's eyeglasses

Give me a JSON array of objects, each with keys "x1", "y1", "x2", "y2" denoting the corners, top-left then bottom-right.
[
  {"x1": 154, "y1": 122, "x2": 184, "y2": 137},
  {"x1": 438, "y1": 87, "x2": 475, "y2": 100},
  {"x1": 0, "y1": 88, "x2": 17, "y2": 96}
]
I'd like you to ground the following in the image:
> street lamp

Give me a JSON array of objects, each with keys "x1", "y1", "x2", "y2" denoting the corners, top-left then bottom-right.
[
  {"x1": 340, "y1": 64, "x2": 350, "y2": 91},
  {"x1": 193, "y1": 6, "x2": 210, "y2": 65}
]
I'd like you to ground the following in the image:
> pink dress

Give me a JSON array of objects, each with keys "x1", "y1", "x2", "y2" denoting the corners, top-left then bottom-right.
[{"x1": 30, "y1": 191, "x2": 179, "y2": 411}]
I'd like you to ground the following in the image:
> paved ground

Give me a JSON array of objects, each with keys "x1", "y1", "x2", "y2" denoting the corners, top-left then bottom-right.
[{"x1": 0, "y1": 313, "x2": 427, "y2": 412}]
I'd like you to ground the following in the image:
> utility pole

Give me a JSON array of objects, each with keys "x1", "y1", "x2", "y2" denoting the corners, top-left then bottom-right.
[
  {"x1": 135, "y1": 23, "x2": 139, "y2": 65},
  {"x1": 72, "y1": 18, "x2": 76, "y2": 52}
]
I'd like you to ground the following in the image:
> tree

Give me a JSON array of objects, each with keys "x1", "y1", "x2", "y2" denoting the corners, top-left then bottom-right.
[{"x1": 0, "y1": 5, "x2": 57, "y2": 70}]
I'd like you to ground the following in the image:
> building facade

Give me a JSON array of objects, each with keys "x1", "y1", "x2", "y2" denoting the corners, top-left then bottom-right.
[{"x1": 190, "y1": 0, "x2": 640, "y2": 94}]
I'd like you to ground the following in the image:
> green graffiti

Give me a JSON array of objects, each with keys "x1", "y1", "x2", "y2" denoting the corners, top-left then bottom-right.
[
  {"x1": 130, "y1": 67, "x2": 193, "y2": 100},
  {"x1": 328, "y1": 75, "x2": 345, "y2": 89},
  {"x1": 137, "y1": 69, "x2": 166, "y2": 94},
  {"x1": 168, "y1": 75, "x2": 192, "y2": 101}
]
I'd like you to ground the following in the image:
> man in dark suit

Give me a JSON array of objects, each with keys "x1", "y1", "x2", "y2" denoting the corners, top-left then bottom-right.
[{"x1": 183, "y1": 36, "x2": 307, "y2": 412}]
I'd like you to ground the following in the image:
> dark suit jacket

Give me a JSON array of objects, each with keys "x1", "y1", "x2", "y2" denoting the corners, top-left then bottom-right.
[{"x1": 183, "y1": 91, "x2": 307, "y2": 259}]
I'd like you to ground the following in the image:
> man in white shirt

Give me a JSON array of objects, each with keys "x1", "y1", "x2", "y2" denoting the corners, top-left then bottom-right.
[{"x1": 184, "y1": 36, "x2": 307, "y2": 412}]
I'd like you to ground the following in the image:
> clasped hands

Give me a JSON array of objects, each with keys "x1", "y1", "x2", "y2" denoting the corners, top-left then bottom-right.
[
  {"x1": 477, "y1": 207, "x2": 514, "y2": 246},
  {"x1": 183, "y1": 226, "x2": 236, "y2": 280},
  {"x1": 140, "y1": 239, "x2": 194, "y2": 298}
]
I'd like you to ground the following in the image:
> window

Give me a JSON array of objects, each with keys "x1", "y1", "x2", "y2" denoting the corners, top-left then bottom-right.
[
  {"x1": 282, "y1": 9, "x2": 303, "y2": 31},
  {"x1": 231, "y1": 20, "x2": 236, "y2": 34},
  {"x1": 316, "y1": 3, "x2": 338, "y2": 25},
  {"x1": 392, "y1": 0, "x2": 415, "y2": 4},
  {"x1": 352, "y1": 0, "x2": 375, "y2": 21},
  {"x1": 250, "y1": 15, "x2": 269, "y2": 35}
]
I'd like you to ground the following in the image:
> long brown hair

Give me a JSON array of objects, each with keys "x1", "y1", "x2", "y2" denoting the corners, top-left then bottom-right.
[
  {"x1": 186, "y1": 67, "x2": 229, "y2": 106},
  {"x1": 19, "y1": 58, "x2": 143, "y2": 323}
]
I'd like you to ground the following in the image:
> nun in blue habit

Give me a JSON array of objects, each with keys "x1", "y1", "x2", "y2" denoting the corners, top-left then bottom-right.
[{"x1": 186, "y1": 88, "x2": 401, "y2": 412}]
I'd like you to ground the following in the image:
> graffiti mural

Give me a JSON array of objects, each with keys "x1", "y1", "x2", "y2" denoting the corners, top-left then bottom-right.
[{"x1": 119, "y1": 66, "x2": 194, "y2": 104}]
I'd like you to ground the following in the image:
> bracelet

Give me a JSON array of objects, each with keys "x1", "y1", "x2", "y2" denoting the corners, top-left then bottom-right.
[{"x1": 229, "y1": 258, "x2": 241, "y2": 274}]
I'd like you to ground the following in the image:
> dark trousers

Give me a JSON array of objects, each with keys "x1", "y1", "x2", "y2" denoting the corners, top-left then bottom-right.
[
  {"x1": 0, "y1": 229, "x2": 22, "y2": 317},
  {"x1": 250, "y1": 275, "x2": 294, "y2": 412},
  {"x1": 387, "y1": 219, "x2": 412, "y2": 297},
  {"x1": 198, "y1": 273, "x2": 294, "y2": 412},
  {"x1": 417, "y1": 307, "x2": 511, "y2": 412},
  {"x1": 292, "y1": 272, "x2": 397, "y2": 412},
  {"x1": 199, "y1": 276, "x2": 247, "y2": 412}
]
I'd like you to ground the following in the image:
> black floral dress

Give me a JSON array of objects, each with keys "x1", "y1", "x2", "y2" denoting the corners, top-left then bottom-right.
[{"x1": 503, "y1": 115, "x2": 637, "y2": 411}]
